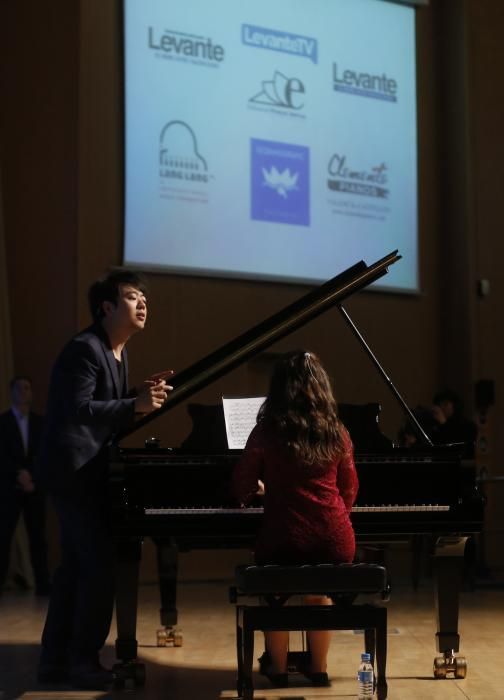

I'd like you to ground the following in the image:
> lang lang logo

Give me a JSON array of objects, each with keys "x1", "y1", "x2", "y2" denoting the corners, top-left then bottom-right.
[{"x1": 159, "y1": 120, "x2": 209, "y2": 185}]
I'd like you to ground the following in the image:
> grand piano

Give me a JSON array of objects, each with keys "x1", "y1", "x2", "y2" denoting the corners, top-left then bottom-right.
[{"x1": 109, "y1": 251, "x2": 484, "y2": 684}]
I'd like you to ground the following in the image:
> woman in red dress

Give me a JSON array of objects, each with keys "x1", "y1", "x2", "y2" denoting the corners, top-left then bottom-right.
[{"x1": 233, "y1": 350, "x2": 358, "y2": 686}]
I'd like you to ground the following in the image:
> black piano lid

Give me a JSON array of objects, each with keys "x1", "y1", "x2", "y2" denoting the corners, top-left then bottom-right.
[{"x1": 117, "y1": 250, "x2": 401, "y2": 441}]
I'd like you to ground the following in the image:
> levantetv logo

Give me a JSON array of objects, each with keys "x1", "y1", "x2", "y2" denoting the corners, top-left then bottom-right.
[
  {"x1": 333, "y1": 62, "x2": 397, "y2": 102},
  {"x1": 159, "y1": 121, "x2": 208, "y2": 184},
  {"x1": 251, "y1": 138, "x2": 310, "y2": 226},
  {"x1": 327, "y1": 154, "x2": 389, "y2": 198},
  {"x1": 242, "y1": 24, "x2": 317, "y2": 64}
]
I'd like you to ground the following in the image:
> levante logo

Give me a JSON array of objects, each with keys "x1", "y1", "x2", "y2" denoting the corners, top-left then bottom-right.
[
  {"x1": 148, "y1": 27, "x2": 225, "y2": 66},
  {"x1": 332, "y1": 62, "x2": 397, "y2": 102}
]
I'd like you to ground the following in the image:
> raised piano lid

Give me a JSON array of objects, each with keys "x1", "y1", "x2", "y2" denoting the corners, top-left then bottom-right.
[
  {"x1": 116, "y1": 250, "x2": 401, "y2": 442},
  {"x1": 338, "y1": 402, "x2": 393, "y2": 451},
  {"x1": 181, "y1": 403, "x2": 228, "y2": 451}
]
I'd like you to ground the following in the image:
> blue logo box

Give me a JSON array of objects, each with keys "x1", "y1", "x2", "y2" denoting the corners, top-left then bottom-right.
[{"x1": 251, "y1": 138, "x2": 310, "y2": 227}]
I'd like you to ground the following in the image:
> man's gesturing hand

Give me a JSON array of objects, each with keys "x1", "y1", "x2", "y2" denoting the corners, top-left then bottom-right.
[
  {"x1": 135, "y1": 374, "x2": 173, "y2": 414},
  {"x1": 17, "y1": 468, "x2": 35, "y2": 493}
]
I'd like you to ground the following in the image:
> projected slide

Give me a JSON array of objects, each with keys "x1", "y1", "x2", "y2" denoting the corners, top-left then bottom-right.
[{"x1": 123, "y1": 0, "x2": 418, "y2": 291}]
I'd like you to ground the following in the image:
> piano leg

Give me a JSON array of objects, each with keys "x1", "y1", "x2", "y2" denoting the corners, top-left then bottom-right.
[
  {"x1": 432, "y1": 536, "x2": 469, "y2": 679},
  {"x1": 154, "y1": 537, "x2": 183, "y2": 647},
  {"x1": 113, "y1": 537, "x2": 146, "y2": 686}
]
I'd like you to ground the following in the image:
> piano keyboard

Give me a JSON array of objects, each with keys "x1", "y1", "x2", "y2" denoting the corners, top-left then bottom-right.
[
  {"x1": 144, "y1": 504, "x2": 450, "y2": 515},
  {"x1": 353, "y1": 504, "x2": 450, "y2": 512}
]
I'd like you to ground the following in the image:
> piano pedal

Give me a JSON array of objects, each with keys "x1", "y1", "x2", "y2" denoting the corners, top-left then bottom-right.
[
  {"x1": 433, "y1": 652, "x2": 467, "y2": 679},
  {"x1": 157, "y1": 626, "x2": 183, "y2": 647}
]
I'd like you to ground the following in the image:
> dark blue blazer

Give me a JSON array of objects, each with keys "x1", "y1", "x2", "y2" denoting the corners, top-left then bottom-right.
[{"x1": 37, "y1": 324, "x2": 136, "y2": 483}]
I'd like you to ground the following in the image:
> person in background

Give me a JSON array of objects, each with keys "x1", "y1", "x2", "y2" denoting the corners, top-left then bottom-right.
[
  {"x1": 0, "y1": 376, "x2": 50, "y2": 596},
  {"x1": 36, "y1": 269, "x2": 172, "y2": 690},
  {"x1": 233, "y1": 350, "x2": 358, "y2": 688},
  {"x1": 398, "y1": 391, "x2": 477, "y2": 456},
  {"x1": 432, "y1": 389, "x2": 477, "y2": 453},
  {"x1": 397, "y1": 405, "x2": 439, "y2": 448}
]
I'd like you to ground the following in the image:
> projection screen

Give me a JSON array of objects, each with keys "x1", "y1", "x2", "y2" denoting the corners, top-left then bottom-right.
[{"x1": 123, "y1": 0, "x2": 418, "y2": 291}]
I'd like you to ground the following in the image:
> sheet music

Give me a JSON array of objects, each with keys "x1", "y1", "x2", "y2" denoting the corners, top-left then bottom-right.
[{"x1": 222, "y1": 396, "x2": 266, "y2": 449}]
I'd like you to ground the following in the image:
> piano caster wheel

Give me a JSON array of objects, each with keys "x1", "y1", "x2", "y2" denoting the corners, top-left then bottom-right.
[
  {"x1": 172, "y1": 629, "x2": 183, "y2": 647},
  {"x1": 433, "y1": 652, "x2": 467, "y2": 679},
  {"x1": 113, "y1": 661, "x2": 146, "y2": 688},
  {"x1": 433, "y1": 657, "x2": 447, "y2": 678},
  {"x1": 455, "y1": 657, "x2": 467, "y2": 679},
  {"x1": 157, "y1": 626, "x2": 183, "y2": 647}
]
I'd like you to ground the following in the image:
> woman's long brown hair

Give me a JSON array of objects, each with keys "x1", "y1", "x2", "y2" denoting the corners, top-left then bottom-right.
[{"x1": 257, "y1": 350, "x2": 347, "y2": 464}]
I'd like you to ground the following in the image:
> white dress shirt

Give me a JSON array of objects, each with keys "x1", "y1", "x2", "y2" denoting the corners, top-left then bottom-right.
[{"x1": 11, "y1": 406, "x2": 29, "y2": 455}]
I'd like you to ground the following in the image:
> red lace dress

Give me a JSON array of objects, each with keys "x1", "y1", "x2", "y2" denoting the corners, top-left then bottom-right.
[{"x1": 232, "y1": 422, "x2": 358, "y2": 565}]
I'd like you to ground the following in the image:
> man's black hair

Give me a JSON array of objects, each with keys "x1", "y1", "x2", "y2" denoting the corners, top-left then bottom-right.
[
  {"x1": 9, "y1": 375, "x2": 32, "y2": 391},
  {"x1": 433, "y1": 388, "x2": 464, "y2": 418},
  {"x1": 88, "y1": 269, "x2": 148, "y2": 322},
  {"x1": 433, "y1": 389, "x2": 460, "y2": 407}
]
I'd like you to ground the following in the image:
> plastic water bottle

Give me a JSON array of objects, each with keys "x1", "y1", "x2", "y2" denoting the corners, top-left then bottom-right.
[{"x1": 357, "y1": 652, "x2": 374, "y2": 698}]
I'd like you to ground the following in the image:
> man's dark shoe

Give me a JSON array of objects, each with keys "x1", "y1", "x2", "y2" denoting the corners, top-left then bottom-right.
[
  {"x1": 69, "y1": 663, "x2": 114, "y2": 690},
  {"x1": 35, "y1": 584, "x2": 52, "y2": 596},
  {"x1": 37, "y1": 663, "x2": 69, "y2": 683},
  {"x1": 13, "y1": 573, "x2": 31, "y2": 591}
]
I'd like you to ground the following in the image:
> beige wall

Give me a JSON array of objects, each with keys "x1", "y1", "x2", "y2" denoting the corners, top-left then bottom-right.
[
  {"x1": 463, "y1": 0, "x2": 504, "y2": 568},
  {"x1": 1, "y1": 1, "x2": 80, "y2": 408},
  {"x1": 1, "y1": 0, "x2": 503, "y2": 574}
]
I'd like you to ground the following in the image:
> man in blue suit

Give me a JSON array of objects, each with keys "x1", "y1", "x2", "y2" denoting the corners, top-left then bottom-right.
[
  {"x1": 37, "y1": 269, "x2": 171, "y2": 690},
  {"x1": 0, "y1": 376, "x2": 50, "y2": 595}
]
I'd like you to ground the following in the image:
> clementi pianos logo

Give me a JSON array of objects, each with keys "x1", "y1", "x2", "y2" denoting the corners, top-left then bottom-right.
[{"x1": 327, "y1": 154, "x2": 389, "y2": 199}]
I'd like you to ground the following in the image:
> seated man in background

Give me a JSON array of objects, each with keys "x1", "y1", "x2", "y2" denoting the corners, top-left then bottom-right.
[
  {"x1": 398, "y1": 391, "x2": 477, "y2": 456},
  {"x1": 432, "y1": 389, "x2": 477, "y2": 452}
]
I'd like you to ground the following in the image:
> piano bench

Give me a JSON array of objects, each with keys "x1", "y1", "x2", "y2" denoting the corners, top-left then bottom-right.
[{"x1": 229, "y1": 563, "x2": 390, "y2": 700}]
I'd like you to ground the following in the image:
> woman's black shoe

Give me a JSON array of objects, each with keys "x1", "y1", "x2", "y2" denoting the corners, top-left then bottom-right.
[
  {"x1": 307, "y1": 671, "x2": 331, "y2": 687},
  {"x1": 263, "y1": 670, "x2": 289, "y2": 688},
  {"x1": 258, "y1": 651, "x2": 288, "y2": 687},
  {"x1": 296, "y1": 659, "x2": 331, "y2": 687}
]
